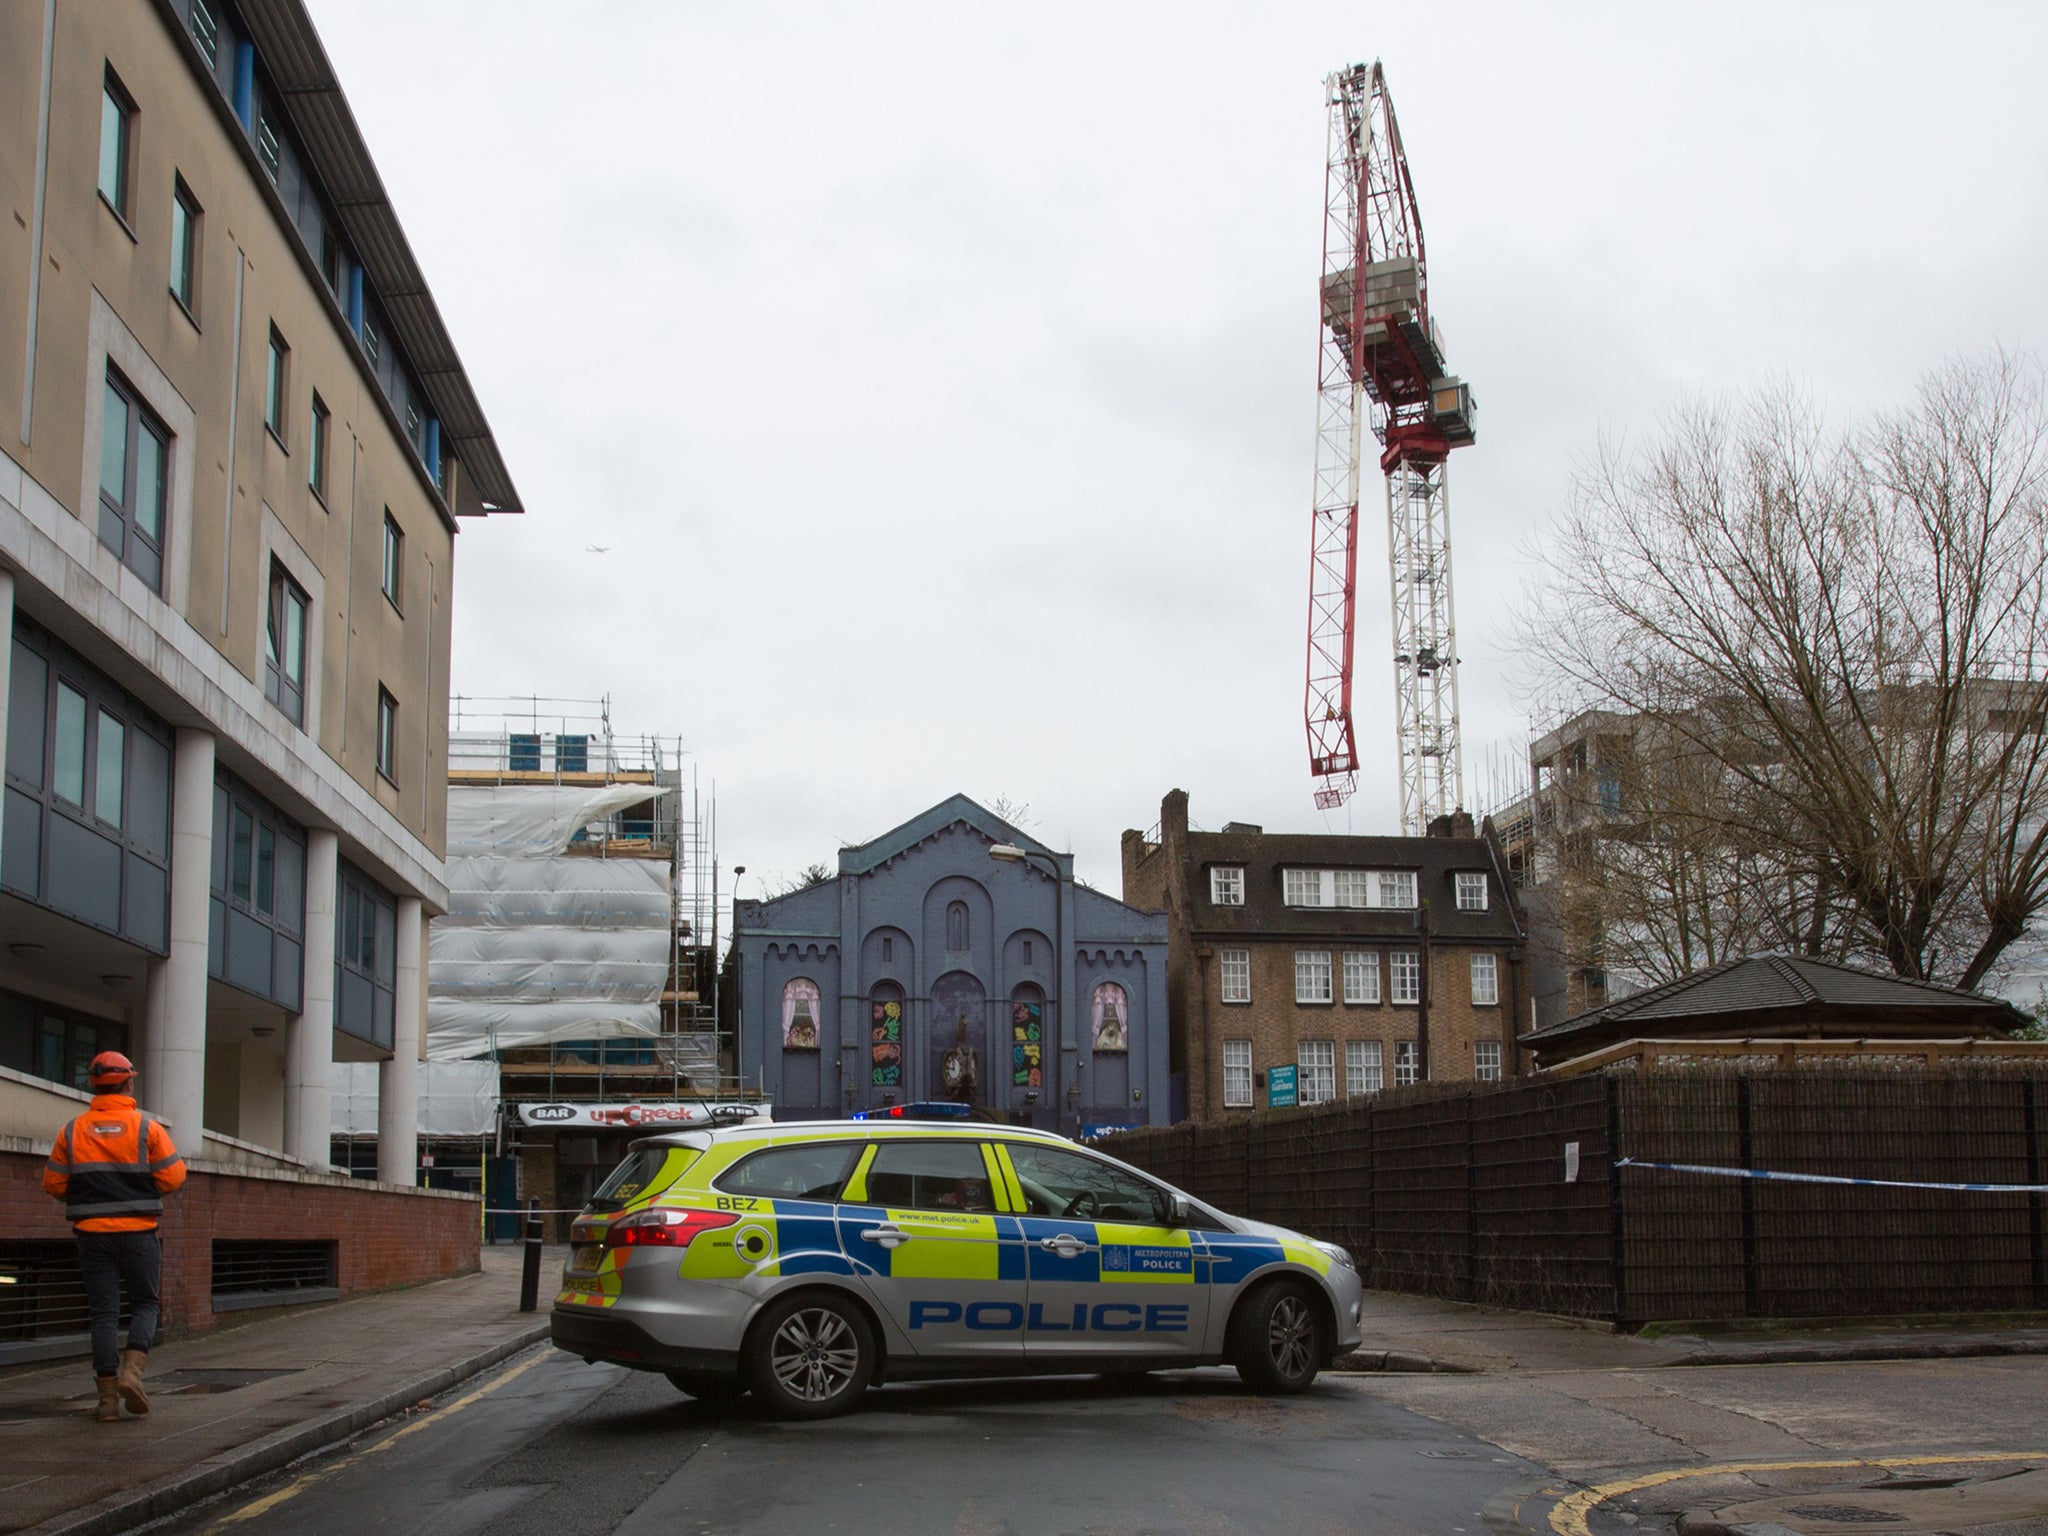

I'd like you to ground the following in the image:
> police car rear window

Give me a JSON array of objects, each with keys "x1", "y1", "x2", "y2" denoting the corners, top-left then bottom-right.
[
  {"x1": 588, "y1": 1147, "x2": 697, "y2": 1211},
  {"x1": 716, "y1": 1143, "x2": 860, "y2": 1202}
]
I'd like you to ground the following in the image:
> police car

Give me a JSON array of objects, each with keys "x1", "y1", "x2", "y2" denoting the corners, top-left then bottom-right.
[{"x1": 549, "y1": 1117, "x2": 1364, "y2": 1419}]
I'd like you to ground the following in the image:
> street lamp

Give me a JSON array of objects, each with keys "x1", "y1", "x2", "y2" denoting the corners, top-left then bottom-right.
[{"x1": 989, "y1": 842, "x2": 1068, "y2": 1134}]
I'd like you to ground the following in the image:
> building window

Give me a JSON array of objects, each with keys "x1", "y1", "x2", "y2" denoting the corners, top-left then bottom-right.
[
  {"x1": 1394, "y1": 1040, "x2": 1420, "y2": 1087},
  {"x1": 308, "y1": 393, "x2": 330, "y2": 500},
  {"x1": 1209, "y1": 866, "x2": 1244, "y2": 905},
  {"x1": 264, "y1": 564, "x2": 308, "y2": 728},
  {"x1": 1021, "y1": 939, "x2": 1031, "y2": 964},
  {"x1": 405, "y1": 403, "x2": 421, "y2": 442},
  {"x1": 189, "y1": 0, "x2": 220, "y2": 65},
  {"x1": 1371, "y1": 871, "x2": 1417, "y2": 909},
  {"x1": 256, "y1": 112, "x2": 280, "y2": 182},
  {"x1": 1457, "y1": 872, "x2": 1489, "y2": 911},
  {"x1": 1283, "y1": 868, "x2": 1326, "y2": 907},
  {"x1": 1299, "y1": 1040, "x2": 1336, "y2": 1105},
  {"x1": 98, "y1": 70, "x2": 134, "y2": 220},
  {"x1": 98, "y1": 369, "x2": 169, "y2": 592},
  {"x1": 1294, "y1": 949, "x2": 1332, "y2": 1004},
  {"x1": 1390, "y1": 950, "x2": 1421, "y2": 1006},
  {"x1": 94, "y1": 711, "x2": 125, "y2": 828},
  {"x1": 362, "y1": 317, "x2": 379, "y2": 371},
  {"x1": 382, "y1": 513, "x2": 403, "y2": 607},
  {"x1": 1346, "y1": 1039, "x2": 1382, "y2": 1096},
  {"x1": 1222, "y1": 1039, "x2": 1253, "y2": 1109},
  {"x1": 335, "y1": 863, "x2": 396, "y2": 1048},
  {"x1": 265, "y1": 328, "x2": 288, "y2": 441},
  {"x1": 1333, "y1": 870, "x2": 1370, "y2": 907},
  {"x1": 53, "y1": 682, "x2": 88, "y2": 807},
  {"x1": 1471, "y1": 952, "x2": 1499, "y2": 1006},
  {"x1": 1343, "y1": 950, "x2": 1379, "y2": 1004},
  {"x1": 946, "y1": 900, "x2": 969, "y2": 950},
  {"x1": 882, "y1": 936, "x2": 893, "y2": 961},
  {"x1": 375, "y1": 687, "x2": 398, "y2": 781},
  {"x1": 170, "y1": 179, "x2": 200, "y2": 315},
  {"x1": 1219, "y1": 948, "x2": 1250, "y2": 1004},
  {"x1": 1475, "y1": 1040, "x2": 1502, "y2": 1082},
  {"x1": 320, "y1": 226, "x2": 343, "y2": 295}
]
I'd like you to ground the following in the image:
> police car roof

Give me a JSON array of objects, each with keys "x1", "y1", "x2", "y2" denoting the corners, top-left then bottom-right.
[{"x1": 631, "y1": 1119, "x2": 1079, "y2": 1152}]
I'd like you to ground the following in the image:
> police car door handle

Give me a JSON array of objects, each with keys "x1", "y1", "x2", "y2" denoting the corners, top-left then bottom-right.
[
  {"x1": 1039, "y1": 1234, "x2": 1090, "y2": 1258},
  {"x1": 860, "y1": 1224, "x2": 908, "y2": 1248}
]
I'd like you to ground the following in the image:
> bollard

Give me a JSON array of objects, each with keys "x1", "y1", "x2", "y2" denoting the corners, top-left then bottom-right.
[{"x1": 518, "y1": 1197, "x2": 543, "y2": 1313}]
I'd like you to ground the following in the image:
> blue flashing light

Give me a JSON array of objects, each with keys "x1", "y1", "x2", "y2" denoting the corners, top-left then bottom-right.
[{"x1": 850, "y1": 1102, "x2": 974, "y2": 1122}]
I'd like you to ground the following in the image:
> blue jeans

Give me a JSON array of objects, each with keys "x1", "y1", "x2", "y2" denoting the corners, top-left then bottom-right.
[{"x1": 77, "y1": 1230, "x2": 161, "y2": 1377}]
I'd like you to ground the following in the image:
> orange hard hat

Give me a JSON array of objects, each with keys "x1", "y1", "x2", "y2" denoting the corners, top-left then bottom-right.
[{"x1": 87, "y1": 1051, "x2": 136, "y2": 1087}]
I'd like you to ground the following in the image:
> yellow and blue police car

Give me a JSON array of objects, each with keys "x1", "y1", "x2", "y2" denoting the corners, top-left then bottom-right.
[{"x1": 549, "y1": 1112, "x2": 1365, "y2": 1419}]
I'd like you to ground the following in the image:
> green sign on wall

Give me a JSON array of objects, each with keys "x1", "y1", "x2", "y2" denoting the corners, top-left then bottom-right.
[{"x1": 1267, "y1": 1063, "x2": 1298, "y2": 1108}]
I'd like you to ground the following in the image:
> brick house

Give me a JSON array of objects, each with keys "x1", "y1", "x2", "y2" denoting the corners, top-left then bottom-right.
[{"x1": 1121, "y1": 790, "x2": 1530, "y2": 1123}]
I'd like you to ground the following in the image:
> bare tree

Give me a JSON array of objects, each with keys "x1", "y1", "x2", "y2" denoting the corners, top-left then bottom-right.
[
  {"x1": 764, "y1": 862, "x2": 835, "y2": 897},
  {"x1": 1523, "y1": 352, "x2": 2048, "y2": 990}
]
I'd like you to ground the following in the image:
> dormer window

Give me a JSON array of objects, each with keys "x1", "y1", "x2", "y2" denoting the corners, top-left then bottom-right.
[{"x1": 1209, "y1": 866, "x2": 1244, "y2": 905}]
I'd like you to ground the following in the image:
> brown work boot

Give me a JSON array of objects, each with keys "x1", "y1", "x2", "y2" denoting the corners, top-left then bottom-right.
[
  {"x1": 116, "y1": 1349, "x2": 150, "y2": 1415},
  {"x1": 94, "y1": 1375, "x2": 121, "y2": 1422}
]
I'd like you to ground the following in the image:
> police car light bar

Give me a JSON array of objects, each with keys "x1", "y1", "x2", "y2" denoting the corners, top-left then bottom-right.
[{"x1": 850, "y1": 1102, "x2": 974, "y2": 1121}]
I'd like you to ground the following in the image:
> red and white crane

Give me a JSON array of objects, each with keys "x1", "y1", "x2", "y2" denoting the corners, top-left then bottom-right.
[{"x1": 1304, "y1": 61, "x2": 1475, "y2": 827}]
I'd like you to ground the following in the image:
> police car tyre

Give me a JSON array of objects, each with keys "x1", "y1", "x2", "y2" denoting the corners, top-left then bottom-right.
[
  {"x1": 665, "y1": 1369, "x2": 746, "y2": 1404},
  {"x1": 1229, "y1": 1278, "x2": 1324, "y2": 1394},
  {"x1": 743, "y1": 1290, "x2": 877, "y2": 1420}
]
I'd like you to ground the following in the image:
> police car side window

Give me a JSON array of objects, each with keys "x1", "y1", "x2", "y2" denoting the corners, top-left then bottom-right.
[
  {"x1": 1006, "y1": 1144, "x2": 1168, "y2": 1224},
  {"x1": 716, "y1": 1143, "x2": 859, "y2": 1202},
  {"x1": 863, "y1": 1141, "x2": 996, "y2": 1212}
]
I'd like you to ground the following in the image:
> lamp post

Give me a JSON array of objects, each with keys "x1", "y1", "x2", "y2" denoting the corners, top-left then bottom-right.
[{"x1": 989, "y1": 842, "x2": 1068, "y2": 1135}]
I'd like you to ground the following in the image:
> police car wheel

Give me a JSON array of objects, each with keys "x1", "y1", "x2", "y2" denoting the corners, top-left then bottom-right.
[
  {"x1": 665, "y1": 1370, "x2": 745, "y2": 1404},
  {"x1": 744, "y1": 1292, "x2": 877, "y2": 1420},
  {"x1": 1229, "y1": 1279, "x2": 1324, "y2": 1394}
]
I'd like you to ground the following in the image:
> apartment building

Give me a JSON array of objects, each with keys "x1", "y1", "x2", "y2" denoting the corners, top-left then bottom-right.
[
  {"x1": 1121, "y1": 789, "x2": 1528, "y2": 1123},
  {"x1": 1, "y1": 0, "x2": 519, "y2": 1194}
]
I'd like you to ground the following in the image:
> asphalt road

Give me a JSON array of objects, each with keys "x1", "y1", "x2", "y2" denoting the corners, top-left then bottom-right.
[{"x1": 163, "y1": 1346, "x2": 1544, "y2": 1536}]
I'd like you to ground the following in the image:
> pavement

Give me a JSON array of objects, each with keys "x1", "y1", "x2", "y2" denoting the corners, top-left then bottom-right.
[{"x1": 4, "y1": 1250, "x2": 2047, "y2": 1536}]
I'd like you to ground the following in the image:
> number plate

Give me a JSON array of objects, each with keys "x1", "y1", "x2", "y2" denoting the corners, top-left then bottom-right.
[{"x1": 571, "y1": 1244, "x2": 605, "y2": 1271}]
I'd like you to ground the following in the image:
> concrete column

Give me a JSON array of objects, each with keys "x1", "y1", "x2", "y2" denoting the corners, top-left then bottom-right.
[
  {"x1": 0, "y1": 569, "x2": 12, "y2": 864},
  {"x1": 377, "y1": 894, "x2": 423, "y2": 1185},
  {"x1": 148, "y1": 729, "x2": 214, "y2": 1145},
  {"x1": 285, "y1": 828, "x2": 339, "y2": 1170}
]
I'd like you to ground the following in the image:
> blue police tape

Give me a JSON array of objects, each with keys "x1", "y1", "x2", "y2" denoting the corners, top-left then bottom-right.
[{"x1": 1615, "y1": 1157, "x2": 2048, "y2": 1194}]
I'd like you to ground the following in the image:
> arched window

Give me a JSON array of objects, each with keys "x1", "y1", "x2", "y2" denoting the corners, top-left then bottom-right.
[
  {"x1": 1091, "y1": 982, "x2": 1129, "y2": 1053},
  {"x1": 1009, "y1": 985, "x2": 1044, "y2": 1089},
  {"x1": 781, "y1": 978, "x2": 821, "y2": 1049},
  {"x1": 870, "y1": 982, "x2": 904, "y2": 1088},
  {"x1": 946, "y1": 900, "x2": 969, "y2": 950}
]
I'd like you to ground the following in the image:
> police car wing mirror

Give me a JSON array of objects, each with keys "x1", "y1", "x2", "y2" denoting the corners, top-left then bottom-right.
[{"x1": 1166, "y1": 1193, "x2": 1191, "y2": 1227}]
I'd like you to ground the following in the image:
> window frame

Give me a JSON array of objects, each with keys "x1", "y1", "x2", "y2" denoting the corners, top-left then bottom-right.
[
  {"x1": 1218, "y1": 947, "x2": 1251, "y2": 1005},
  {"x1": 1342, "y1": 950, "x2": 1380, "y2": 1005},
  {"x1": 264, "y1": 326, "x2": 289, "y2": 445},
  {"x1": 1470, "y1": 951, "x2": 1499, "y2": 1007},
  {"x1": 1298, "y1": 1039, "x2": 1336, "y2": 1105},
  {"x1": 1293, "y1": 948, "x2": 1333, "y2": 1005},
  {"x1": 1222, "y1": 1039, "x2": 1253, "y2": 1109},
  {"x1": 375, "y1": 686, "x2": 399, "y2": 783},
  {"x1": 1208, "y1": 865, "x2": 1244, "y2": 906},
  {"x1": 1394, "y1": 1040, "x2": 1420, "y2": 1088},
  {"x1": 98, "y1": 67, "x2": 137, "y2": 227},
  {"x1": 1456, "y1": 871, "x2": 1489, "y2": 911},
  {"x1": 381, "y1": 512, "x2": 403, "y2": 610},
  {"x1": 97, "y1": 367, "x2": 170, "y2": 593},
  {"x1": 263, "y1": 562, "x2": 309, "y2": 729},
  {"x1": 308, "y1": 392, "x2": 329, "y2": 503},
  {"x1": 1474, "y1": 1040, "x2": 1503, "y2": 1083},
  {"x1": 1390, "y1": 950, "x2": 1421, "y2": 1006},
  {"x1": 1345, "y1": 1039, "x2": 1382, "y2": 1097},
  {"x1": 169, "y1": 176, "x2": 201, "y2": 320}
]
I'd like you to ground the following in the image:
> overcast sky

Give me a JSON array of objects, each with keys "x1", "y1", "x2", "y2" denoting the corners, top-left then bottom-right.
[{"x1": 311, "y1": 1, "x2": 2048, "y2": 900}]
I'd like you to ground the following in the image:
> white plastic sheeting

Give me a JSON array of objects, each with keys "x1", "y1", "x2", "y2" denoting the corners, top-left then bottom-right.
[
  {"x1": 331, "y1": 1060, "x2": 499, "y2": 1137},
  {"x1": 429, "y1": 783, "x2": 679, "y2": 1060},
  {"x1": 446, "y1": 784, "x2": 665, "y2": 858}
]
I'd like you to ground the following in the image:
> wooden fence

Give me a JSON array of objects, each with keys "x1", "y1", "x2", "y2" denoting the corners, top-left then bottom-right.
[{"x1": 1101, "y1": 1067, "x2": 2048, "y2": 1327}]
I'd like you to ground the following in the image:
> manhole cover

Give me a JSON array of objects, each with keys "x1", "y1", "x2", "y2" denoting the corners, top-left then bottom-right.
[
  {"x1": 1784, "y1": 1507, "x2": 1906, "y2": 1525},
  {"x1": 153, "y1": 1368, "x2": 300, "y2": 1395}
]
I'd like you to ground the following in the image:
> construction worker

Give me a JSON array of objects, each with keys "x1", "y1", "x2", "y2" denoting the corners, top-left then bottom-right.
[{"x1": 42, "y1": 1052, "x2": 186, "y2": 1422}]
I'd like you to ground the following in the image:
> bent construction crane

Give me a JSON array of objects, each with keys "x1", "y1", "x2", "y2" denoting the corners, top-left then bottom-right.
[{"x1": 1305, "y1": 61, "x2": 1475, "y2": 826}]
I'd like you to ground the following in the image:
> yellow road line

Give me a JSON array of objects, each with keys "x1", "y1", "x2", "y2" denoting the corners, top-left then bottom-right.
[
  {"x1": 203, "y1": 1348, "x2": 551, "y2": 1530},
  {"x1": 1548, "y1": 1450, "x2": 2048, "y2": 1536}
]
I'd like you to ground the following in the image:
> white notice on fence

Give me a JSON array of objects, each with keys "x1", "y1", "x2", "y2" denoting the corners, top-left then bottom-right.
[{"x1": 1563, "y1": 1141, "x2": 1581, "y2": 1183}]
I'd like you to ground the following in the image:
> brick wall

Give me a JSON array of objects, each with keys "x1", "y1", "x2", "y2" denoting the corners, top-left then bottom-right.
[{"x1": 3, "y1": 1139, "x2": 478, "y2": 1341}]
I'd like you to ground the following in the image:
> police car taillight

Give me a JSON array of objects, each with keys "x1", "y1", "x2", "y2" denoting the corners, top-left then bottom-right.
[{"x1": 605, "y1": 1208, "x2": 739, "y2": 1249}]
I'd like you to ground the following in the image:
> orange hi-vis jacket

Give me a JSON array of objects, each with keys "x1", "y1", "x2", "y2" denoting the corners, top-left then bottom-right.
[{"x1": 43, "y1": 1094, "x2": 187, "y2": 1232}]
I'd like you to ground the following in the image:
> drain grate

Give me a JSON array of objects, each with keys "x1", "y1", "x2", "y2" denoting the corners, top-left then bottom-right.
[
  {"x1": 1784, "y1": 1506, "x2": 1906, "y2": 1525},
  {"x1": 152, "y1": 1368, "x2": 300, "y2": 1395}
]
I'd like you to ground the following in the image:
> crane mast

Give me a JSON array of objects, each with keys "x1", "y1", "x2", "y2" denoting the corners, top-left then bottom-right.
[{"x1": 1304, "y1": 62, "x2": 1475, "y2": 828}]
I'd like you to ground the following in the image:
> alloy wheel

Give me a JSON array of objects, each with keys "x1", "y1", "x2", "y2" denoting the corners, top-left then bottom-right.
[
  {"x1": 1267, "y1": 1293, "x2": 1315, "y2": 1380},
  {"x1": 769, "y1": 1307, "x2": 862, "y2": 1403}
]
